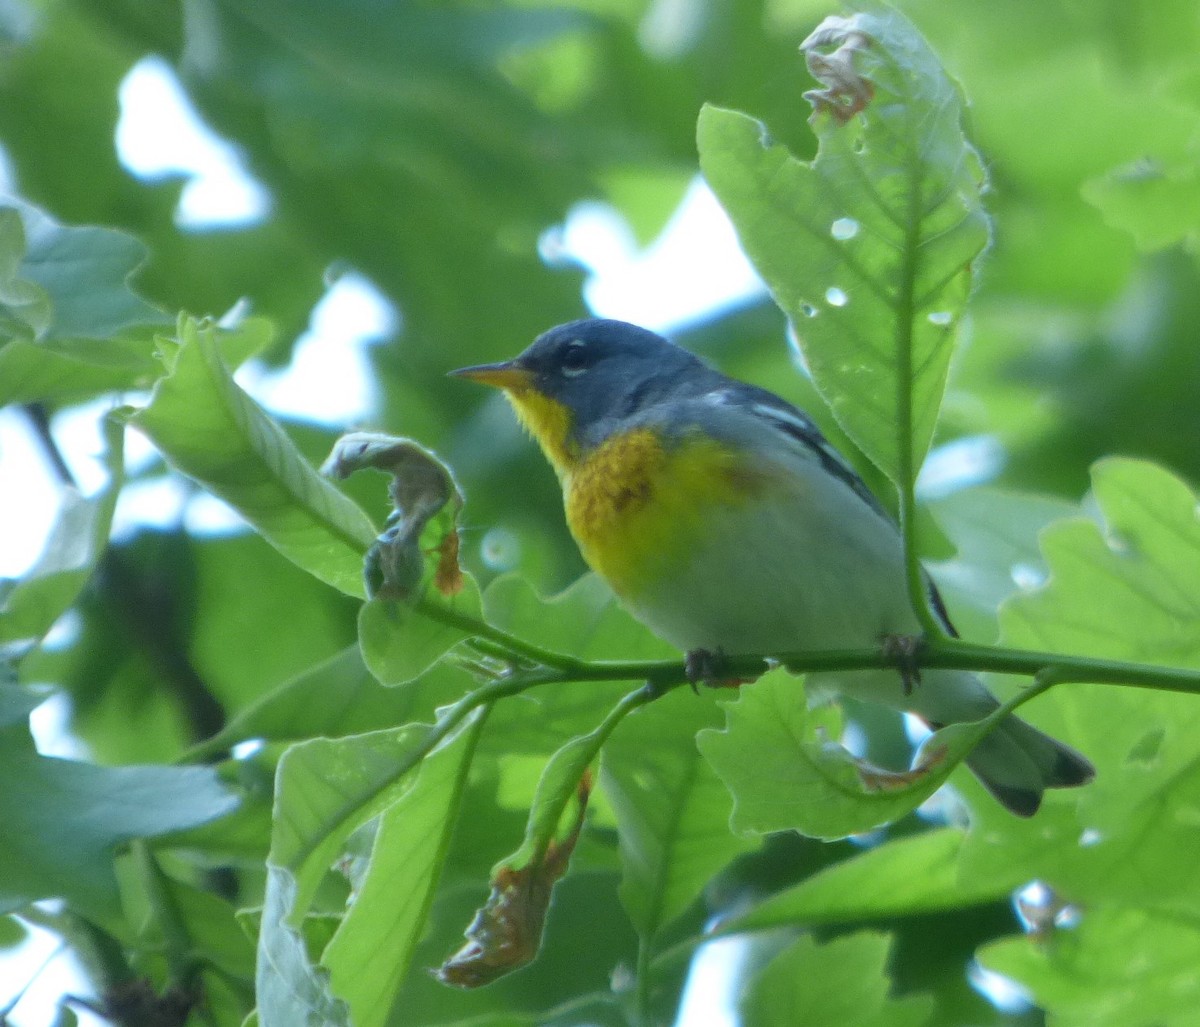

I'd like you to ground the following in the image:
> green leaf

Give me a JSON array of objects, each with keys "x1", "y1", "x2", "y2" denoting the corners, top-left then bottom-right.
[
  {"x1": 720, "y1": 827, "x2": 1021, "y2": 936},
  {"x1": 323, "y1": 712, "x2": 484, "y2": 1027},
  {"x1": 195, "y1": 647, "x2": 465, "y2": 755},
  {"x1": 0, "y1": 914, "x2": 27, "y2": 949},
  {"x1": 0, "y1": 333, "x2": 163, "y2": 406},
  {"x1": 697, "y1": 670, "x2": 997, "y2": 839},
  {"x1": 0, "y1": 723, "x2": 237, "y2": 920},
  {"x1": 266, "y1": 725, "x2": 431, "y2": 926},
  {"x1": 129, "y1": 317, "x2": 378, "y2": 596},
  {"x1": 0, "y1": 206, "x2": 51, "y2": 340},
  {"x1": 956, "y1": 459, "x2": 1200, "y2": 917},
  {"x1": 1083, "y1": 159, "x2": 1200, "y2": 252},
  {"x1": 435, "y1": 685, "x2": 641, "y2": 988},
  {"x1": 698, "y1": 9, "x2": 989, "y2": 482},
  {"x1": 0, "y1": 416, "x2": 123, "y2": 656},
  {"x1": 164, "y1": 878, "x2": 257, "y2": 982},
  {"x1": 255, "y1": 867, "x2": 350, "y2": 1027},
  {"x1": 478, "y1": 575, "x2": 673, "y2": 757},
  {"x1": 255, "y1": 720, "x2": 450, "y2": 1026},
  {"x1": 601, "y1": 689, "x2": 756, "y2": 941},
  {"x1": 0, "y1": 197, "x2": 168, "y2": 405},
  {"x1": 927, "y1": 486, "x2": 1078, "y2": 641},
  {"x1": 1003, "y1": 458, "x2": 1200, "y2": 669},
  {"x1": 0, "y1": 682, "x2": 53, "y2": 727},
  {"x1": 738, "y1": 932, "x2": 934, "y2": 1027},
  {"x1": 981, "y1": 908, "x2": 1200, "y2": 1027},
  {"x1": 16, "y1": 195, "x2": 165, "y2": 339},
  {"x1": 358, "y1": 581, "x2": 482, "y2": 686},
  {"x1": 506, "y1": 693, "x2": 635, "y2": 872},
  {"x1": 482, "y1": 573, "x2": 674, "y2": 663}
]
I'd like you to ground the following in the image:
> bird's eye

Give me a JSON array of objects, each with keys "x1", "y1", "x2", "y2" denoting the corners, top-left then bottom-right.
[{"x1": 560, "y1": 340, "x2": 589, "y2": 377}]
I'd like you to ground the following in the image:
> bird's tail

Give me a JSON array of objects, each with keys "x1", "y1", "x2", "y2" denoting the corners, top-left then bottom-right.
[
  {"x1": 811, "y1": 666, "x2": 1095, "y2": 816},
  {"x1": 962, "y1": 709, "x2": 1095, "y2": 817},
  {"x1": 904, "y1": 668, "x2": 1094, "y2": 817}
]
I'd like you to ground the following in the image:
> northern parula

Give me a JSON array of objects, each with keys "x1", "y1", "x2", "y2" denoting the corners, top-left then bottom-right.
[{"x1": 454, "y1": 318, "x2": 1094, "y2": 815}]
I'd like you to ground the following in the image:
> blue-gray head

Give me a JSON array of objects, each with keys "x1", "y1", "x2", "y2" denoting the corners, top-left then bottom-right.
[{"x1": 452, "y1": 318, "x2": 713, "y2": 471}]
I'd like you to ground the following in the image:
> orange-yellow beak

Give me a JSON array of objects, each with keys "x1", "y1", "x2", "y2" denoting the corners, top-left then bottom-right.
[{"x1": 449, "y1": 360, "x2": 534, "y2": 391}]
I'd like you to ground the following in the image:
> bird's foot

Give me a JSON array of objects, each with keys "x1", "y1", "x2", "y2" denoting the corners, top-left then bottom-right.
[
  {"x1": 880, "y1": 633, "x2": 924, "y2": 696},
  {"x1": 684, "y1": 648, "x2": 749, "y2": 692}
]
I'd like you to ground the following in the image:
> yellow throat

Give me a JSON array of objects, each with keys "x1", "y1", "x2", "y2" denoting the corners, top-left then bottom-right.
[{"x1": 455, "y1": 363, "x2": 770, "y2": 599}]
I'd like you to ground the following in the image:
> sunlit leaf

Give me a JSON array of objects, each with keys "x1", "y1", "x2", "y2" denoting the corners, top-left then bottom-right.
[
  {"x1": 698, "y1": 9, "x2": 989, "y2": 482},
  {"x1": 739, "y1": 932, "x2": 933, "y2": 1027},
  {"x1": 601, "y1": 689, "x2": 756, "y2": 941},
  {"x1": 981, "y1": 907, "x2": 1200, "y2": 1027},
  {"x1": 324, "y1": 713, "x2": 485, "y2": 1025},
  {"x1": 255, "y1": 718, "x2": 456, "y2": 1027},
  {"x1": 720, "y1": 827, "x2": 1021, "y2": 936},
  {"x1": 927, "y1": 485, "x2": 1077, "y2": 640},
  {"x1": 698, "y1": 670, "x2": 1001, "y2": 839},
  {"x1": 961, "y1": 459, "x2": 1200, "y2": 916},
  {"x1": 265, "y1": 725, "x2": 430, "y2": 927},
  {"x1": 130, "y1": 317, "x2": 377, "y2": 596},
  {"x1": 1083, "y1": 159, "x2": 1200, "y2": 252}
]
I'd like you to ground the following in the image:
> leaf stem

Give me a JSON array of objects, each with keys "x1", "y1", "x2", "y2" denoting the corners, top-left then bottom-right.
[
  {"x1": 416, "y1": 594, "x2": 587, "y2": 673},
  {"x1": 131, "y1": 841, "x2": 196, "y2": 991},
  {"x1": 413, "y1": 594, "x2": 1200, "y2": 700},
  {"x1": 893, "y1": 120, "x2": 949, "y2": 642},
  {"x1": 528, "y1": 684, "x2": 654, "y2": 867},
  {"x1": 635, "y1": 935, "x2": 653, "y2": 1025},
  {"x1": 186, "y1": 592, "x2": 1200, "y2": 764}
]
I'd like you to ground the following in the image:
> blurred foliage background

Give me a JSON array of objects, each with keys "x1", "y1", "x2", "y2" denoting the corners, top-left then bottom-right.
[{"x1": 2, "y1": 0, "x2": 1200, "y2": 1024}]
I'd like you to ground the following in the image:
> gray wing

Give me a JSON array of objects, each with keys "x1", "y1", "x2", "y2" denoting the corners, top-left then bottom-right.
[{"x1": 679, "y1": 380, "x2": 961, "y2": 637}]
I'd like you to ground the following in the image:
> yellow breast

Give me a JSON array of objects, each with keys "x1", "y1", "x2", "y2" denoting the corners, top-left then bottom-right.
[{"x1": 564, "y1": 427, "x2": 773, "y2": 598}]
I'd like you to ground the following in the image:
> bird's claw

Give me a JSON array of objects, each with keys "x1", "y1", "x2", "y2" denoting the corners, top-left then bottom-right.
[
  {"x1": 685, "y1": 648, "x2": 719, "y2": 693},
  {"x1": 684, "y1": 648, "x2": 751, "y2": 692},
  {"x1": 881, "y1": 633, "x2": 924, "y2": 696}
]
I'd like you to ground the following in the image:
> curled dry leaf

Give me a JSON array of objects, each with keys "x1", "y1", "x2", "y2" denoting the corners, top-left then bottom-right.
[
  {"x1": 434, "y1": 773, "x2": 592, "y2": 989},
  {"x1": 801, "y1": 15, "x2": 875, "y2": 123},
  {"x1": 322, "y1": 432, "x2": 464, "y2": 600},
  {"x1": 851, "y1": 738, "x2": 951, "y2": 793}
]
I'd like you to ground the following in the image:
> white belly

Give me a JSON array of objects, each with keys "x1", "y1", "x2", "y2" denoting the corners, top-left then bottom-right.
[{"x1": 622, "y1": 467, "x2": 920, "y2": 658}]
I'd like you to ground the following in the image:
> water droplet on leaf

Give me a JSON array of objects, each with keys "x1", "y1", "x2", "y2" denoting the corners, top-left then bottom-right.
[{"x1": 830, "y1": 217, "x2": 859, "y2": 240}]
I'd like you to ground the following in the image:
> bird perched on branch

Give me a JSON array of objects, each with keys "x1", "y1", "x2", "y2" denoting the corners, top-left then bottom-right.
[{"x1": 454, "y1": 318, "x2": 1093, "y2": 815}]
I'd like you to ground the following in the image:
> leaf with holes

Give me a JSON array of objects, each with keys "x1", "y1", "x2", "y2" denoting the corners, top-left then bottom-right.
[{"x1": 698, "y1": 9, "x2": 989, "y2": 484}]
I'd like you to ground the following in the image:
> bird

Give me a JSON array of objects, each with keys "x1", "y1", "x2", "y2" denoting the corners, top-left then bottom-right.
[{"x1": 452, "y1": 318, "x2": 1094, "y2": 816}]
